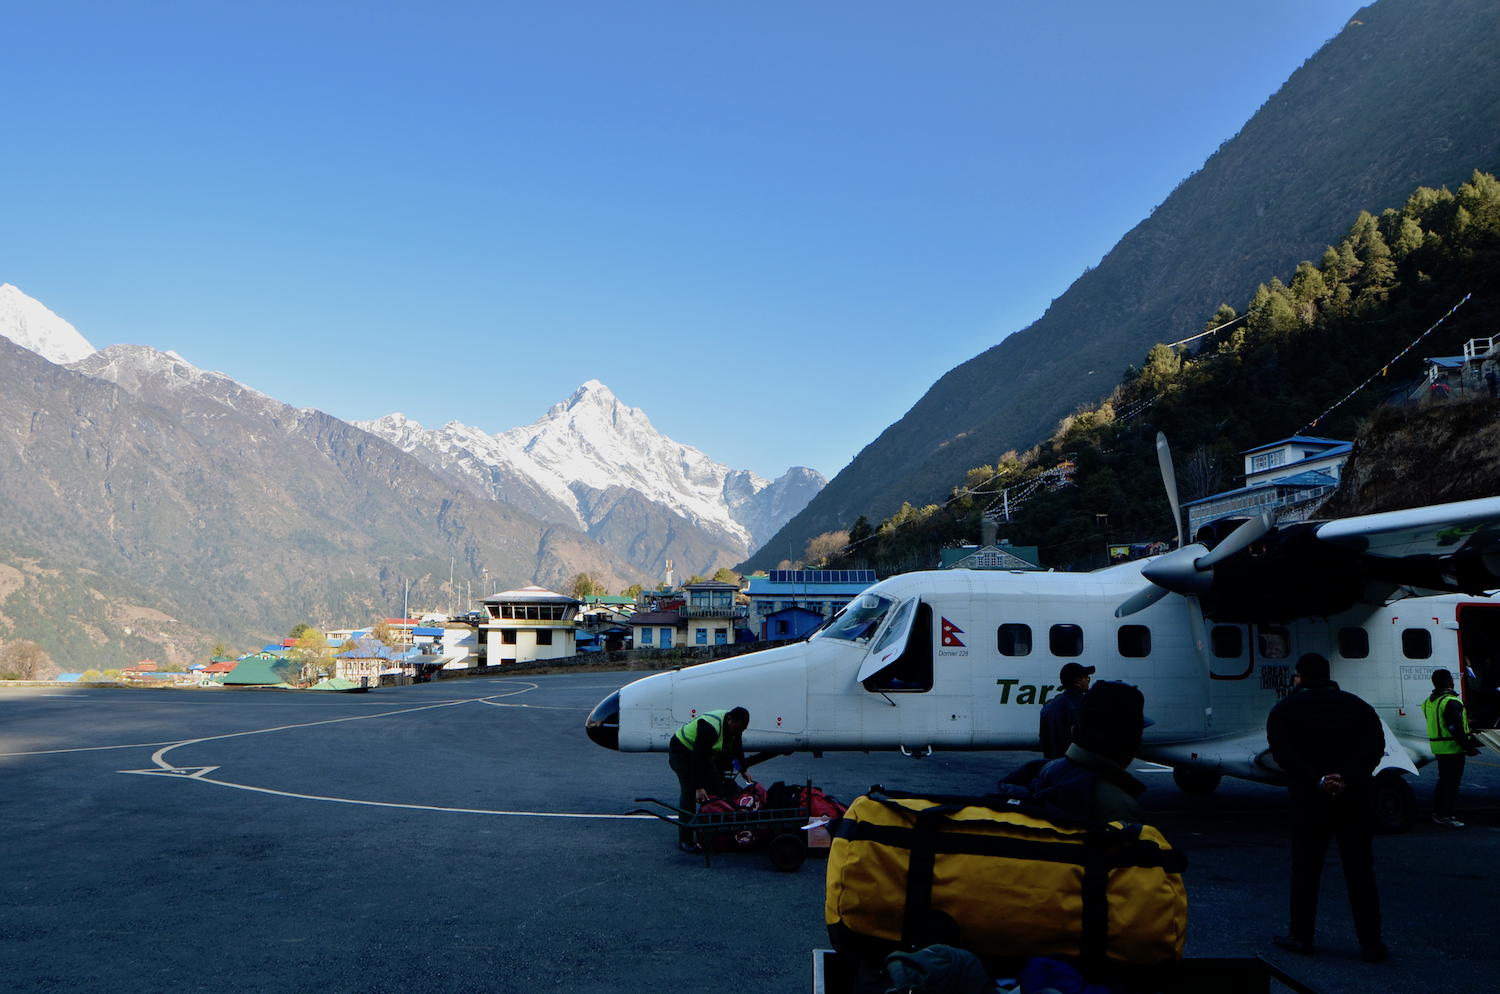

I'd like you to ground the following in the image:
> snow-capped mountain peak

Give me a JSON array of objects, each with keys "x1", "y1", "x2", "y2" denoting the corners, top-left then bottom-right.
[
  {"x1": 0, "y1": 284, "x2": 96, "y2": 365},
  {"x1": 357, "y1": 383, "x2": 826, "y2": 564}
]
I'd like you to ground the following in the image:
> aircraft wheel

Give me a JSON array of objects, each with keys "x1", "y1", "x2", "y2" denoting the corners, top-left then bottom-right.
[
  {"x1": 1374, "y1": 771, "x2": 1416, "y2": 834},
  {"x1": 1171, "y1": 768, "x2": 1222, "y2": 795},
  {"x1": 769, "y1": 833, "x2": 806, "y2": 872}
]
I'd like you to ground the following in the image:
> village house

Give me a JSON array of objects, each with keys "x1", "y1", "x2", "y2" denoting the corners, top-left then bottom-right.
[{"x1": 744, "y1": 569, "x2": 878, "y2": 640}]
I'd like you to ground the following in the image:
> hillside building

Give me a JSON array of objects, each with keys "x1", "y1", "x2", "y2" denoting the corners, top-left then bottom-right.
[
  {"x1": 940, "y1": 518, "x2": 1042, "y2": 571},
  {"x1": 480, "y1": 586, "x2": 580, "y2": 663},
  {"x1": 1185, "y1": 434, "x2": 1351, "y2": 538},
  {"x1": 745, "y1": 569, "x2": 877, "y2": 640}
]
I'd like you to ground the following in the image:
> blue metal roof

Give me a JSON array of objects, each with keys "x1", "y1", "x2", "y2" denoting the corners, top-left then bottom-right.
[{"x1": 1239, "y1": 434, "x2": 1350, "y2": 455}]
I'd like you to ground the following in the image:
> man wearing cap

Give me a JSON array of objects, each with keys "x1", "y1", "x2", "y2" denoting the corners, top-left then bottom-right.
[
  {"x1": 1031, "y1": 681, "x2": 1154, "y2": 824},
  {"x1": 1039, "y1": 663, "x2": 1095, "y2": 759},
  {"x1": 1265, "y1": 653, "x2": 1388, "y2": 962}
]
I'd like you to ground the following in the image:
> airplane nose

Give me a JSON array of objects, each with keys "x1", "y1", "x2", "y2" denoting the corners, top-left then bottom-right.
[{"x1": 585, "y1": 691, "x2": 620, "y2": 750}]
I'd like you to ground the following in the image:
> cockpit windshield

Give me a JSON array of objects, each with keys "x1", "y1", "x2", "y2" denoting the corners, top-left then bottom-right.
[{"x1": 812, "y1": 593, "x2": 895, "y2": 644}]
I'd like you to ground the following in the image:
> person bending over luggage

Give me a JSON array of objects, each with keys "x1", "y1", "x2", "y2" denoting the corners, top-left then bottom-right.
[
  {"x1": 1038, "y1": 662, "x2": 1095, "y2": 759},
  {"x1": 669, "y1": 707, "x2": 749, "y2": 854},
  {"x1": 1030, "y1": 681, "x2": 1154, "y2": 823}
]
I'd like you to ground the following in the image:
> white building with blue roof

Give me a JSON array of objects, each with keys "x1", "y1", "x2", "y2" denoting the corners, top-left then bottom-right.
[{"x1": 1185, "y1": 434, "x2": 1352, "y2": 539}]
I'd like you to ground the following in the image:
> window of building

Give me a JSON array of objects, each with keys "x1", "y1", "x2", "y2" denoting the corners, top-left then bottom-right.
[
  {"x1": 1117, "y1": 625, "x2": 1151, "y2": 658},
  {"x1": 501, "y1": 630, "x2": 517, "y2": 645},
  {"x1": 714, "y1": 628, "x2": 727, "y2": 645},
  {"x1": 488, "y1": 605, "x2": 501, "y2": 619},
  {"x1": 1338, "y1": 627, "x2": 1369, "y2": 659},
  {"x1": 1258, "y1": 627, "x2": 1291, "y2": 659},
  {"x1": 1211, "y1": 626, "x2": 1242, "y2": 658},
  {"x1": 775, "y1": 620, "x2": 788, "y2": 636},
  {"x1": 1251, "y1": 450, "x2": 1287, "y2": 472},
  {"x1": 640, "y1": 628, "x2": 653, "y2": 645},
  {"x1": 807, "y1": 602, "x2": 824, "y2": 616},
  {"x1": 1402, "y1": 628, "x2": 1432, "y2": 659},
  {"x1": 536, "y1": 629, "x2": 553, "y2": 646},
  {"x1": 997, "y1": 624, "x2": 1032, "y2": 656},
  {"x1": 1050, "y1": 624, "x2": 1083, "y2": 657},
  {"x1": 696, "y1": 628, "x2": 707, "y2": 645},
  {"x1": 661, "y1": 628, "x2": 673, "y2": 648},
  {"x1": 756, "y1": 601, "x2": 775, "y2": 615}
]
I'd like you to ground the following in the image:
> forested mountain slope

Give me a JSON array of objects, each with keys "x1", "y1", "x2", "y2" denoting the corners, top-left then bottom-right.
[
  {"x1": 822, "y1": 170, "x2": 1500, "y2": 574},
  {"x1": 744, "y1": 0, "x2": 1500, "y2": 572}
]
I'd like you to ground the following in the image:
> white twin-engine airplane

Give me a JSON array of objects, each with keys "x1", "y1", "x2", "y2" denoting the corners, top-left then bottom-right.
[{"x1": 586, "y1": 434, "x2": 1500, "y2": 832}]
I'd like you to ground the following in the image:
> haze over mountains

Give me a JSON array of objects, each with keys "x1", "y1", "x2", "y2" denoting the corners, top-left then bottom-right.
[
  {"x1": 744, "y1": 0, "x2": 1500, "y2": 572},
  {"x1": 0, "y1": 288, "x2": 821, "y2": 670}
]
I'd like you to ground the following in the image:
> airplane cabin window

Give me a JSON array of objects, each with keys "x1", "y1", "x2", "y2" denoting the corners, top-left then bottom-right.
[
  {"x1": 1211, "y1": 626, "x2": 1242, "y2": 658},
  {"x1": 1338, "y1": 627, "x2": 1369, "y2": 659},
  {"x1": 1117, "y1": 625, "x2": 1150, "y2": 658},
  {"x1": 1258, "y1": 627, "x2": 1291, "y2": 660},
  {"x1": 864, "y1": 603, "x2": 934, "y2": 693},
  {"x1": 1049, "y1": 624, "x2": 1084, "y2": 657},
  {"x1": 1402, "y1": 628, "x2": 1432, "y2": 659},
  {"x1": 997, "y1": 623, "x2": 1032, "y2": 656}
]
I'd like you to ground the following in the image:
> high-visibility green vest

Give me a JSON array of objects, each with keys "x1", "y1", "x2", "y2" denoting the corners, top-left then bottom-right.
[
  {"x1": 1422, "y1": 691, "x2": 1470, "y2": 755},
  {"x1": 674, "y1": 710, "x2": 730, "y2": 752}
]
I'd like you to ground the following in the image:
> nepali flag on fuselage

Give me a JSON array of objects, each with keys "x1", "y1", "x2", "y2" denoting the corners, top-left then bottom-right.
[{"x1": 941, "y1": 617, "x2": 965, "y2": 647}]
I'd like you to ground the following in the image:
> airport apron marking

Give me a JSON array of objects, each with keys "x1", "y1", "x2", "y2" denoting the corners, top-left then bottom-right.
[{"x1": 115, "y1": 684, "x2": 654, "y2": 821}]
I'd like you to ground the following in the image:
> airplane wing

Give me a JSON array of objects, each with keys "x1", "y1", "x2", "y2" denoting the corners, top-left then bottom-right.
[
  {"x1": 1135, "y1": 495, "x2": 1500, "y2": 623},
  {"x1": 1314, "y1": 495, "x2": 1500, "y2": 561}
]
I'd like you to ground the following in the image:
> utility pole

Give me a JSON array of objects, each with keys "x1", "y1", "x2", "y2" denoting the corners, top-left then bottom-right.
[
  {"x1": 449, "y1": 557, "x2": 454, "y2": 618},
  {"x1": 403, "y1": 578, "x2": 409, "y2": 626}
]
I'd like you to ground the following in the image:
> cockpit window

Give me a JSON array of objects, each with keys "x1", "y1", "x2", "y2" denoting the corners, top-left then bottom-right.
[
  {"x1": 813, "y1": 593, "x2": 895, "y2": 643},
  {"x1": 868, "y1": 598, "x2": 917, "y2": 656}
]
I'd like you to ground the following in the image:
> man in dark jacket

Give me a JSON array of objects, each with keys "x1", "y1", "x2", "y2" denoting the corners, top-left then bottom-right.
[
  {"x1": 668, "y1": 707, "x2": 748, "y2": 853},
  {"x1": 1038, "y1": 662, "x2": 1095, "y2": 759},
  {"x1": 1423, "y1": 668, "x2": 1483, "y2": 827},
  {"x1": 1265, "y1": 653, "x2": 1388, "y2": 962},
  {"x1": 1031, "y1": 680, "x2": 1152, "y2": 824}
]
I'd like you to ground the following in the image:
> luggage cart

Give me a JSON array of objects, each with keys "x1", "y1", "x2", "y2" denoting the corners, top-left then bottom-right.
[{"x1": 633, "y1": 779, "x2": 824, "y2": 871}]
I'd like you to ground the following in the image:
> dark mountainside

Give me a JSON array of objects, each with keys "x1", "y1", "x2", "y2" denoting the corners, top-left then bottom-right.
[
  {"x1": 744, "y1": 0, "x2": 1500, "y2": 572},
  {"x1": 819, "y1": 169, "x2": 1500, "y2": 575},
  {"x1": 0, "y1": 342, "x2": 648, "y2": 670},
  {"x1": 1318, "y1": 400, "x2": 1500, "y2": 516}
]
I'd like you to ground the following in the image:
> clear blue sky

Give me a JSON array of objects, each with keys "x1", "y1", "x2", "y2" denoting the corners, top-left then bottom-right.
[{"x1": 2, "y1": 2, "x2": 1359, "y2": 481}]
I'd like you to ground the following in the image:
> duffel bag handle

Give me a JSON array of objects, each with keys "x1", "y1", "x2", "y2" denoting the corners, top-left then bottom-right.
[{"x1": 868, "y1": 784, "x2": 1137, "y2": 839}]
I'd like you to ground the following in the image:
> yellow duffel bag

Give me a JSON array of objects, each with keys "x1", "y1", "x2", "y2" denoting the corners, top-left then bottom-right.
[{"x1": 825, "y1": 788, "x2": 1188, "y2": 966}]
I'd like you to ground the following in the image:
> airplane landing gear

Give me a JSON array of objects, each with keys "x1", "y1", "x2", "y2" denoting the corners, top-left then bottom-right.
[
  {"x1": 1172, "y1": 768, "x2": 1222, "y2": 794},
  {"x1": 1374, "y1": 770, "x2": 1415, "y2": 834}
]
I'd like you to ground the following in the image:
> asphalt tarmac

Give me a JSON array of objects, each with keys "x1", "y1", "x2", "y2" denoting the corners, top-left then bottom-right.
[{"x1": 1, "y1": 673, "x2": 1497, "y2": 994}]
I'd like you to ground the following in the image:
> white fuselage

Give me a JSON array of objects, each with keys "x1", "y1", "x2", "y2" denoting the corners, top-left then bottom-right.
[{"x1": 612, "y1": 564, "x2": 1475, "y2": 784}]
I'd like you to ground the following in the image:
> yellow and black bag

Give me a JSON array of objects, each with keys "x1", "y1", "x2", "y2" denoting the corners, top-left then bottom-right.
[{"x1": 825, "y1": 787, "x2": 1188, "y2": 966}]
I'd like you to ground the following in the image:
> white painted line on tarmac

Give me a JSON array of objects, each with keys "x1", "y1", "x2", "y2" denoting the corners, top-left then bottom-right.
[
  {"x1": 1, "y1": 740, "x2": 185, "y2": 757},
  {"x1": 117, "y1": 771, "x2": 656, "y2": 820},
  {"x1": 105, "y1": 683, "x2": 653, "y2": 821}
]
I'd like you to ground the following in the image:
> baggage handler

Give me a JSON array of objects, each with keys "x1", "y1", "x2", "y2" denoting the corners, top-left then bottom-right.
[
  {"x1": 1423, "y1": 668, "x2": 1483, "y2": 828},
  {"x1": 1038, "y1": 662, "x2": 1095, "y2": 758},
  {"x1": 1031, "y1": 680, "x2": 1153, "y2": 823},
  {"x1": 1265, "y1": 653, "x2": 1388, "y2": 962},
  {"x1": 668, "y1": 707, "x2": 749, "y2": 854}
]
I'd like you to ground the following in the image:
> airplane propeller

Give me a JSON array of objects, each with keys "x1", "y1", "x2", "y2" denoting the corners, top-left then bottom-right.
[{"x1": 1115, "y1": 433, "x2": 1277, "y2": 617}]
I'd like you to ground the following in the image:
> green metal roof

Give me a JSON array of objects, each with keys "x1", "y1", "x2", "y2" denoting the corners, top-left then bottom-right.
[{"x1": 222, "y1": 655, "x2": 296, "y2": 685}]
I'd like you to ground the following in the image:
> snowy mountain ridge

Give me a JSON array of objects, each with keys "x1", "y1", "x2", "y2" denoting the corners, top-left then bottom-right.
[
  {"x1": 0, "y1": 284, "x2": 96, "y2": 365},
  {"x1": 358, "y1": 381, "x2": 825, "y2": 563}
]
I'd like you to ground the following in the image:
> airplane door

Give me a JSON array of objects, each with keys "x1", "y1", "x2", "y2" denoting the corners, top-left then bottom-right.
[{"x1": 857, "y1": 598, "x2": 927, "y2": 688}]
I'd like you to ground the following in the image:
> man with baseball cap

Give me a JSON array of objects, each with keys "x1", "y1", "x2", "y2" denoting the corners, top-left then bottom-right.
[
  {"x1": 1038, "y1": 662, "x2": 1095, "y2": 759},
  {"x1": 1031, "y1": 680, "x2": 1155, "y2": 823}
]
